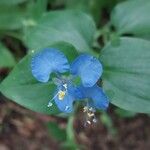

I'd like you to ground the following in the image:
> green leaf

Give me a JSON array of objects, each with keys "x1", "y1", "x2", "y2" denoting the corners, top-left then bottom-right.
[
  {"x1": 111, "y1": 0, "x2": 150, "y2": 37},
  {"x1": 65, "y1": 0, "x2": 102, "y2": 24},
  {"x1": 26, "y1": 0, "x2": 48, "y2": 20},
  {"x1": 29, "y1": 41, "x2": 79, "y2": 63},
  {"x1": 115, "y1": 108, "x2": 136, "y2": 118},
  {"x1": 0, "y1": 6, "x2": 25, "y2": 30},
  {"x1": 100, "y1": 37, "x2": 150, "y2": 113},
  {"x1": 0, "y1": 55, "x2": 57, "y2": 114},
  {"x1": 0, "y1": 0, "x2": 27, "y2": 5},
  {"x1": 0, "y1": 42, "x2": 78, "y2": 114},
  {"x1": 24, "y1": 10, "x2": 96, "y2": 53},
  {"x1": 65, "y1": 0, "x2": 120, "y2": 24},
  {"x1": 0, "y1": 43, "x2": 16, "y2": 68}
]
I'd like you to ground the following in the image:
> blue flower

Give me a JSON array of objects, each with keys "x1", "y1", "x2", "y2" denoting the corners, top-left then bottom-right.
[{"x1": 31, "y1": 48, "x2": 109, "y2": 114}]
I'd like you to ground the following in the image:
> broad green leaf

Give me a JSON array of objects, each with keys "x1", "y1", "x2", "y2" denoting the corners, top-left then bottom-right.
[
  {"x1": 115, "y1": 108, "x2": 136, "y2": 118},
  {"x1": 0, "y1": 1, "x2": 46, "y2": 31},
  {"x1": 0, "y1": 6, "x2": 25, "y2": 30},
  {"x1": 0, "y1": 42, "x2": 78, "y2": 114},
  {"x1": 0, "y1": 55, "x2": 57, "y2": 114},
  {"x1": 24, "y1": 10, "x2": 96, "y2": 53},
  {"x1": 111, "y1": 0, "x2": 150, "y2": 37},
  {"x1": 0, "y1": 43, "x2": 16, "y2": 68},
  {"x1": 65, "y1": 0, "x2": 102, "y2": 23},
  {"x1": 100, "y1": 37, "x2": 150, "y2": 113},
  {"x1": 65, "y1": 0, "x2": 122, "y2": 24},
  {"x1": 26, "y1": 0, "x2": 48, "y2": 20},
  {"x1": 0, "y1": 0, "x2": 27, "y2": 5}
]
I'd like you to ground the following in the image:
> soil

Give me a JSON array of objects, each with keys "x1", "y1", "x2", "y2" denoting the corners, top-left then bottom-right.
[{"x1": 0, "y1": 94, "x2": 150, "y2": 150}]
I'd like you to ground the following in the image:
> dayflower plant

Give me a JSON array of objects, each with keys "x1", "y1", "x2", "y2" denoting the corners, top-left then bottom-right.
[{"x1": 31, "y1": 48, "x2": 109, "y2": 123}]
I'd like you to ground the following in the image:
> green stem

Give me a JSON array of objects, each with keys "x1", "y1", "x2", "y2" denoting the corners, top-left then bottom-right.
[{"x1": 66, "y1": 115, "x2": 75, "y2": 142}]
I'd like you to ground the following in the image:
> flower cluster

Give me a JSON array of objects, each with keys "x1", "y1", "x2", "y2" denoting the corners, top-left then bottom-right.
[{"x1": 31, "y1": 48, "x2": 109, "y2": 124}]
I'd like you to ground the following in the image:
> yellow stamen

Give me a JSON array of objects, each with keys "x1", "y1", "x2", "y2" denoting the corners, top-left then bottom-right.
[{"x1": 58, "y1": 90, "x2": 66, "y2": 100}]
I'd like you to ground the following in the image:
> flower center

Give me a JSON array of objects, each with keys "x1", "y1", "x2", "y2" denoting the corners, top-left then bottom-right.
[
  {"x1": 58, "y1": 90, "x2": 66, "y2": 100},
  {"x1": 58, "y1": 83, "x2": 67, "y2": 100}
]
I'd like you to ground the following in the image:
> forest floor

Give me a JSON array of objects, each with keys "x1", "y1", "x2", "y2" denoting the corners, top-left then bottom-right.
[{"x1": 0, "y1": 94, "x2": 150, "y2": 150}]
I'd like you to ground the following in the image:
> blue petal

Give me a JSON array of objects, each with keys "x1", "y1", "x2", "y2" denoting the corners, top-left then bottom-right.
[
  {"x1": 79, "y1": 85, "x2": 109, "y2": 110},
  {"x1": 68, "y1": 84, "x2": 83, "y2": 100},
  {"x1": 31, "y1": 48, "x2": 69, "y2": 82},
  {"x1": 71, "y1": 54, "x2": 103, "y2": 87}
]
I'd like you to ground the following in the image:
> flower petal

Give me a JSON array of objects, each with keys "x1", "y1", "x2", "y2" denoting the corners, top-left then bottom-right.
[
  {"x1": 68, "y1": 84, "x2": 83, "y2": 100},
  {"x1": 79, "y1": 85, "x2": 109, "y2": 110},
  {"x1": 71, "y1": 54, "x2": 103, "y2": 87},
  {"x1": 31, "y1": 48, "x2": 69, "y2": 82}
]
